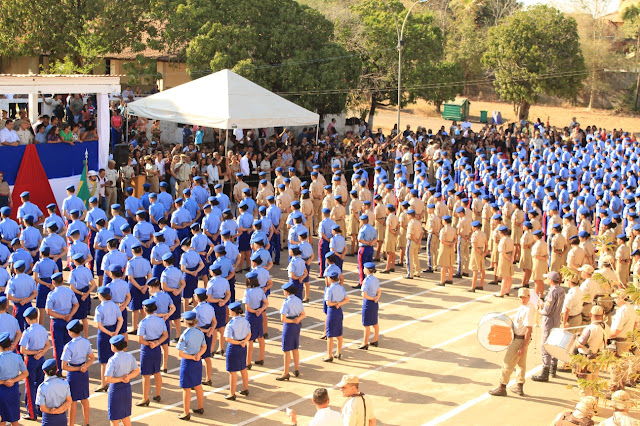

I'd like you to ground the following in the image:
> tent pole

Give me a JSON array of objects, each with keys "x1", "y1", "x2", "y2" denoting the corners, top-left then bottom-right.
[
  {"x1": 225, "y1": 129, "x2": 230, "y2": 197},
  {"x1": 315, "y1": 120, "x2": 319, "y2": 143},
  {"x1": 125, "y1": 108, "x2": 129, "y2": 145}
]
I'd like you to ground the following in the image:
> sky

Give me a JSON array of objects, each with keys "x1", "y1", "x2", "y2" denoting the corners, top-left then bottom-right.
[{"x1": 520, "y1": 0, "x2": 621, "y2": 14}]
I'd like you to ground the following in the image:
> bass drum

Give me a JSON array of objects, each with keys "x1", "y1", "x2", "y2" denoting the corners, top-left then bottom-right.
[
  {"x1": 543, "y1": 328, "x2": 577, "y2": 363},
  {"x1": 477, "y1": 313, "x2": 514, "y2": 352}
]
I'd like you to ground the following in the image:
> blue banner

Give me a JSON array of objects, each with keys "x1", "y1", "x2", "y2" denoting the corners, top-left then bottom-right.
[{"x1": 0, "y1": 140, "x2": 99, "y2": 185}]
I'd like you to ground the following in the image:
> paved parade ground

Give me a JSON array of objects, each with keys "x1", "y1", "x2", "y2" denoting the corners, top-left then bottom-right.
[{"x1": 26, "y1": 249, "x2": 635, "y2": 425}]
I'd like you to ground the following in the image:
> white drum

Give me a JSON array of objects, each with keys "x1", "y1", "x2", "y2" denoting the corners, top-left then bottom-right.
[
  {"x1": 478, "y1": 313, "x2": 514, "y2": 352},
  {"x1": 543, "y1": 328, "x2": 577, "y2": 363}
]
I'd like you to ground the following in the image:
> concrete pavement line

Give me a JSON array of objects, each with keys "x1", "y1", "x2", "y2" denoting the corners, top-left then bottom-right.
[{"x1": 130, "y1": 291, "x2": 494, "y2": 422}]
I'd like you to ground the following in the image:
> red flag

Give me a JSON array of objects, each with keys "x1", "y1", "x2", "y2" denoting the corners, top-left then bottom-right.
[{"x1": 11, "y1": 145, "x2": 57, "y2": 220}]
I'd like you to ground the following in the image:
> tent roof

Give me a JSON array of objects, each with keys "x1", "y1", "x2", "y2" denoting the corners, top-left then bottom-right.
[{"x1": 126, "y1": 69, "x2": 319, "y2": 129}]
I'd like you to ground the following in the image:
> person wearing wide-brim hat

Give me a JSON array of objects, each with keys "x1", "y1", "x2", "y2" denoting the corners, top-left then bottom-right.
[
  {"x1": 277, "y1": 282, "x2": 305, "y2": 381},
  {"x1": 105, "y1": 334, "x2": 139, "y2": 424},
  {"x1": 223, "y1": 302, "x2": 251, "y2": 400},
  {"x1": 359, "y1": 262, "x2": 381, "y2": 350}
]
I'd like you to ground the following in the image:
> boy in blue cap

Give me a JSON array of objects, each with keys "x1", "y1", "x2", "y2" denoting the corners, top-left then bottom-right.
[
  {"x1": 36, "y1": 358, "x2": 72, "y2": 425},
  {"x1": 357, "y1": 214, "x2": 377, "y2": 288},
  {"x1": 19, "y1": 306, "x2": 50, "y2": 421},
  {"x1": 0, "y1": 331, "x2": 28, "y2": 424}
]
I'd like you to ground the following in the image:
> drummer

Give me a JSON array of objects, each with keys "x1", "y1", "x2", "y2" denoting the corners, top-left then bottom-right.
[
  {"x1": 607, "y1": 290, "x2": 635, "y2": 394},
  {"x1": 561, "y1": 275, "x2": 584, "y2": 332},
  {"x1": 578, "y1": 265, "x2": 598, "y2": 326},
  {"x1": 532, "y1": 271, "x2": 565, "y2": 383},
  {"x1": 575, "y1": 305, "x2": 608, "y2": 396},
  {"x1": 488, "y1": 287, "x2": 534, "y2": 397}
]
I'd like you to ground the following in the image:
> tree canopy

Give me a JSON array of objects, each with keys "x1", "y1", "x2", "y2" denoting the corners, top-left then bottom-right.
[{"x1": 483, "y1": 5, "x2": 586, "y2": 120}]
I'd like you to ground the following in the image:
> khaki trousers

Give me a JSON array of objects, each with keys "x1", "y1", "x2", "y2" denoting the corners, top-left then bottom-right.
[
  {"x1": 406, "y1": 239, "x2": 420, "y2": 277},
  {"x1": 175, "y1": 180, "x2": 189, "y2": 197},
  {"x1": 105, "y1": 187, "x2": 117, "y2": 216},
  {"x1": 500, "y1": 338, "x2": 528, "y2": 385}
]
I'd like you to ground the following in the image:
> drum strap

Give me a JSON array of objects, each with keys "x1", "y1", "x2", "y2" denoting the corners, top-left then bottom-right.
[{"x1": 350, "y1": 393, "x2": 367, "y2": 426}]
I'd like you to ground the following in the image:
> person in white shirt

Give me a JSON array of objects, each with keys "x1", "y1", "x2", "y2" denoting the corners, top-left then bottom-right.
[
  {"x1": 239, "y1": 151, "x2": 251, "y2": 176},
  {"x1": 287, "y1": 388, "x2": 343, "y2": 426},
  {"x1": 16, "y1": 120, "x2": 34, "y2": 145},
  {"x1": 578, "y1": 265, "x2": 598, "y2": 324},
  {"x1": 609, "y1": 290, "x2": 637, "y2": 392},
  {"x1": 233, "y1": 128, "x2": 244, "y2": 142},
  {"x1": 0, "y1": 120, "x2": 20, "y2": 146},
  {"x1": 562, "y1": 276, "x2": 584, "y2": 330},
  {"x1": 338, "y1": 375, "x2": 376, "y2": 426}
]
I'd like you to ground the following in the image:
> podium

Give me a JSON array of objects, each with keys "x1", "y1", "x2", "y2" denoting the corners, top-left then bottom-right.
[{"x1": 131, "y1": 175, "x2": 146, "y2": 198}]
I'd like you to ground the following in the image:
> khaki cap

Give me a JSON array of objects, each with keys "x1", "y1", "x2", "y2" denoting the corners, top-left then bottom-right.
[
  {"x1": 612, "y1": 390, "x2": 631, "y2": 410},
  {"x1": 578, "y1": 264, "x2": 594, "y2": 274},
  {"x1": 517, "y1": 287, "x2": 530, "y2": 298},
  {"x1": 336, "y1": 375, "x2": 359, "y2": 387},
  {"x1": 591, "y1": 305, "x2": 604, "y2": 316}
]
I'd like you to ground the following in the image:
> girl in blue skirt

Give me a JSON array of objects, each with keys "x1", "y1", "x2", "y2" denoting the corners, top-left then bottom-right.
[
  {"x1": 242, "y1": 272, "x2": 267, "y2": 368},
  {"x1": 193, "y1": 288, "x2": 216, "y2": 386},
  {"x1": 136, "y1": 299, "x2": 168, "y2": 406},
  {"x1": 323, "y1": 273, "x2": 349, "y2": 362},
  {"x1": 236, "y1": 202, "x2": 254, "y2": 271},
  {"x1": 0, "y1": 332, "x2": 28, "y2": 425},
  {"x1": 36, "y1": 359, "x2": 72, "y2": 426},
  {"x1": 224, "y1": 302, "x2": 251, "y2": 400},
  {"x1": 69, "y1": 254, "x2": 97, "y2": 338},
  {"x1": 160, "y1": 253, "x2": 185, "y2": 345},
  {"x1": 179, "y1": 238, "x2": 204, "y2": 314},
  {"x1": 61, "y1": 319, "x2": 94, "y2": 426},
  {"x1": 278, "y1": 282, "x2": 305, "y2": 381},
  {"x1": 94, "y1": 286, "x2": 123, "y2": 392},
  {"x1": 105, "y1": 335, "x2": 139, "y2": 426},
  {"x1": 147, "y1": 277, "x2": 176, "y2": 373},
  {"x1": 149, "y1": 232, "x2": 170, "y2": 279},
  {"x1": 176, "y1": 311, "x2": 206, "y2": 420},
  {"x1": 32, "y1": 246, "x2": 58, "y2": 325},
  {"x1": 359, "y1": 262, "x2": 381, "y2": 350},
  {"x1": 206, "y1": 266, "x2": 231, "y2": 356}
]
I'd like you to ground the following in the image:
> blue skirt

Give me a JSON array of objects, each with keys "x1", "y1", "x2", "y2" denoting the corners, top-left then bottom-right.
[
  {"x1": 362, "y1": 299, "x2": 379, "y2": 326},
  {"x1": 152, "y1": 264, "x2": 165, "y2": 279},
  {"x1": 238, "y1": 231, "x2": 251, "y2": 252},
  {"x1": 225, "y1": 343, "x2": 247, "y2": 372},
  {"x1": 289, "y1": 278, "x2": 303, "y2": 301},
  {"x1": 42, "y1": 412, "x2": 67, "y2": 426},
  {"x1": 141, "y1": 344, "x2": 162, "y2": 376},
  {"x1": 229, "y1": 277, "x2": 236, "y2": 303},
  {"x1": 0, "y1": 382, "x2": 20, "y2": 423},
  {"x1": 326, "y1": 306, "x2": 343, "y2": 338},
  {"x1": 304, "y1": 263, "x2": 310, "y2": 283},
  {"x1": 141, "y1": 243, "x2": 152, "y2": 261},
  {"x1": 128, "y1": 278, "x2": 149, "y2": 310},
  {"x1": 183, "y1": 269, "x2": 198, "y2": 299},
  {"x1": 72, "y1": 286, "x2": 90, "y2": 320},
  {"x1": 108, "y1": 382, "x2": 132, "y2": 421},
  {"x1": 212, "y1": 303, "x2": 226, "y2": 330},
  {"x1": 282, "y1": 322, "x2": 301, "y2": 352},
  {"x1": 97, "y1": 324, "x2": 116, "y2": 364},
  {"x1": 168, "y1": 292, "x2": 181, "y2": 321},
  {"x1": 95, "y1": 249, "x2": 106, "y2": 277},
  {"x1": 179, "y1": 358, "x2": 202, "y2": 389},
  {"x1": 201, "y1": 324, "x2": 212, "y2": 358},
  {"x1": 199, "y1": 254, "x2": 209, "y2": 277},
  {"x1": 118, "y1": 308, "x2": 128, "y2": 335},
  {"x1": 36, "y1": 278, "x2": 52, "y2": 308},
  {"x1": 67, "y1": 367, "x2": 89, "y2": 401},
  {"x1": 246, "y1": 310, "x2": 263, "y2": 341}
]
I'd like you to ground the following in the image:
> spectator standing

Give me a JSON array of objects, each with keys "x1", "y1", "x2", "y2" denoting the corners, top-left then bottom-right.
[
  {"x1": 287, "y1": 388, "x2": 343, "y2": 426},
  {"x1": 337, "y1": 375, "x2": 376, "y2": 426}
]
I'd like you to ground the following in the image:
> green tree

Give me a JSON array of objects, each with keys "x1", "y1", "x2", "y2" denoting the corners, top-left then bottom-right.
[
  {"x1": 622, "y1": 2, "x2": 640, "y2": 110},
  {"x1": 483, "y1": 5, "x2": 586, "y2": 120},
  {"x1": 152, "y1": 0, "x2": 360, "y2": 115},
  {"x1": 0, "y1": 0, "x2": 152, "y2": 71}
]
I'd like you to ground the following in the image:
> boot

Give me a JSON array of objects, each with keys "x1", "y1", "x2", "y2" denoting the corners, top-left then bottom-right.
[
  {"x1": 550, "y1": 362, "x2": 557, "y2": 378},
  {"x1": 488, "y1": 384, "x2": 507, "y2": 396},
  {"x1": 532, "y1": 367, "x2": 549, "y2": 382},
  {"x1": 512, "y1": 383, "x2": 525, "y2": 396}
]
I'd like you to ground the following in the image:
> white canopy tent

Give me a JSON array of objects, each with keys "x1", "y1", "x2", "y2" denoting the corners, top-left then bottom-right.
[{"x1": 126, "y1": 69, "x2": 320, "y2": 146}]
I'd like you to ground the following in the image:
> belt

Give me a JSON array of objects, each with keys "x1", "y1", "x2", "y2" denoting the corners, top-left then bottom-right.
[
  {"x1": 514, "y1": 335, "x2": 525, "y2": 339},
  {"x1": 286, "y1": 315, "x2": 299, "y2": 320},
  {"x1": 569, "y1": 313, "x2": 581, "y2": 319}
]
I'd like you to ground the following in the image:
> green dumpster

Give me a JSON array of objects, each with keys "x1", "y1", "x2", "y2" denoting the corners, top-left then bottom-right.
[
  {"x1": 442, "y1": 98, "x2": 470, "y2": 121},
  {"x1": 480, "y1": 110, "x2": 488, "y2": 123}
]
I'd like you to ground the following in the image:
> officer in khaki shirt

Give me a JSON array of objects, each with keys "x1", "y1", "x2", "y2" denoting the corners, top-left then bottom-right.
[
  {"x1": 423, "y1": 204, "x2": 441, "y2": 273},
  {"x1": 549, "y1": 223, "x2": 567, "y2": 273},
  {"x1": 615, "y1": 234, "x2": 631, "y2": 286},
  {"x1": 233, "y1": 173, "x2": 250, "y2": 205},
  {"x1": 471, "y1": 190, "x2": 483, "y2": 222},
  {"x1": 301, "y1": 191, "x2": 315, "y2": 238},
  {"x1": 256, "y1": 179, "x2": 273, "y2": 207},
  {"x1": 276, "y1": 184, "x2": 291, "y2": 245},
  {"x1": 120, "y1": 159, "x2": 135, "y2": 195},
  {"x1": 405, "y1": 209, "x2": 422, "y2": 279},
  {"x1": 481, "y1": 196, "x2": 492, "y2": 237},
  {"x1": 373, "y1": 195, "x2": 386, "y2": 260},
  {"x1": 454, "y1": 206, "x2": 472, "y2": 279},
  {"x1": 333, "y1": 178, "x2": 348, "y2": 203},
  {"x1": 330, "y1": 195, "x2": 347, "y2": 242},
  {"x1": 105, "y1": 161, "x2": 119, "y2": 213},
  {"x1": 437, "y1": 215, "x2": 456, "y2": 286},
  {"x1": 348, "y1": 191, "x2": 363, "y2": 256},
  {"x1": 289, "y1": 168, "x2": 302, "y2": 199},
  {"x1": 434, "y1": 193, "x2": 447, "y2": 219},
  {"x1": 468, "y1": 221, "x2": 487, "y2": 292},
  {"x1": 358, "y1": 180, "x2": 372, "y2": 205},
  {"x1": 274, "y1": 167, "x2": 286, "y2": 189},
  {"x1": 310, "y1": 172, "x2": 324, "y2": 231},
  {"x1": 408, "y1": 190, "x2": 425, "y2": 222},
  {"x1": 322, "y1": 185, "x2": 335, "y2": 212},
  {"x1": 382, "y1": 204, "x2": 399, "y2": 273},
  {"x1": 566, "y1": 236, "x2": 586, "y2": 272},
  {"x1": 283, "y1": 179, "x2": 295, "y2": 201},
  {"x1": 383, "y1": 184, "x2": 396, "y2": 207},
  {"x1": 173, "y1": 154, "x2": 191, "y2": 196}
]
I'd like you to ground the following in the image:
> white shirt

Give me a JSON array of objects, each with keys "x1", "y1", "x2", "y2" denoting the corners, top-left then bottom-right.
[
  {"x1": 155, "y1": 159, "x2": 166, "y2": 177},
  {"x1": 562, "y1": 286, "x2": 584, "y2": 317},
  {"x1": 309, "y1": 407, "x2": 343, "y2": 426},
  {"x1": 580, "y1": 278, "x2": 598, "y2": 302},
  {"x1": 512, "y1": 303, "x2": 535, "y2": 336},
  {"x1": 611, "y1": 303, "x2": 636, "y2": 337},
  {"x1": 98, "y1": 176, "x2": 108, "y2": 197},
  {"x1": 341, "y1": 394, "x2": 376, "y2": 426},
  {"x1": 233, "y1": 128, "x2": 244, "y2": 141},
  {"x1": 0, "y1": 127, "x2": 20, "y2": 143},
  {"x1": 206, "y1": 164, "x2": 219, "y2": 185},
  {"x1": 239, "y1": 156, "x2": 250, "y2": 176}
]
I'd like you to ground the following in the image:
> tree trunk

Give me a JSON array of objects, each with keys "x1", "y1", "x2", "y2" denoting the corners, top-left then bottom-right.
[
  {"x1": 517, "y1": 99, "x2": 530, "y2": 122},
  {"x1": 368, "y1": 92, "x2": 377, "y2": 130},
  {"x1": 635, "y1": 30, "x2": 640, "y2": 111},
  {"x1": 435, "y1": 100, "x2": 443, "y2": 112},
  {"x1": 588, "y1": 68, "x2": 596, "y2": 110}
]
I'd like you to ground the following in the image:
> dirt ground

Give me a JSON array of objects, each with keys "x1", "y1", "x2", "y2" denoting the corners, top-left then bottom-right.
[
  {"x1": 25, "y1": 245, "x2": 640, "y2": 425},
  {"x1": 369, "y1": 99, "x2": 640, "y2": 134}
]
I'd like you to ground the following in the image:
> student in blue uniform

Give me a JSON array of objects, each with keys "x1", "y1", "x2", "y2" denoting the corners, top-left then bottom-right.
[
  {"x1": 266, "y1": 196, "x2": 282, "y2": 264},
  {"x1": 236, "y1": 201, "x2": 254, "y2": 272},
  {"x1": 6, "y1": 260, "x2": 37, "y2": 331},
  {"x1": 359, "y1": 262, "x2": 381, "y2": 350},
  {"x1": 9, "y1": 238, "x2": 33, "y2": 275},
  {"x1": 69, "y1": 253, "x2": 96, "y2": 338},
  {"x1": 212, "y1": 243, "x2": 236, "y2": 305},
  {"x1": 160, "y1": 253, "x2": 185, "y2": 344},
  {"x1": 147, "y1": 278, "x2": 175, "y2": 372},
  {"x1": 126, "y1": 242, "x2": 152, "y2": 335},
  {"x1": 101, "y1": 238, "x2": 128, "y2": 286},
  {"x1": 61, "y1": 320, "x2": 94, "y2": 426},
  {"x1": 107, "y1": 204, "x2": 127, "y2": 242},
  {"x1": 176, "y1": 311, "x2": 206, "y2": 420},
  {"x1": 206, "y1": 266, "x2": 231, "y2": 356},
  {"x1": 133, "y1": 211, "x2": 155, "y2": 260},
  {"x1": 19, "y1": 307, "x2": 51, "y2": 421},
  {"x1": 94, "y1": 286, "x2": 123, "y2": 392},
  {"x1": 324, "y1": 272, "x2": 349, "y2": 362},
  {"x1": 35, "y1": 359, "x2": 72, "y2": 426},
  {"x1": 68, "y1": 228, "x2": 92, "y2": 269},
  {"x1": 277, "y1": 282, "x2": 305, "y2": 381},
  {"x1": 105, "y1": 335, "x2": 139, "y2": 426},
  {"x1": 224, "y1": 302, "x2": 251, "y2": 400},
  {"x1": 298, "y1": 230, "x2": 314, "y2": 303},
  {"x1": 287, "y1": 245, "x2": 308, "y2": 300},
  {"x1": 105, "y1": 265, "x2": 132, "y2": 340},
  {"x1": 41, "y1": 223, "x2": 67, "y2": 273},
  {"x1": 171, "y1": 198, "x2": 193, "y2": 243},
  {"x1": 118, "y1": 224, "x2": 139, "y2": 260},
  {"x1": 86, "y1": 197, "x2": 107, "y2": 265},
  {"x1": 0, "y1": 331, "x2": 28, "y2": 425},
  {"x1": 243, "y1": 271, "x2": 267, "y2": 369},
  {"x1": 179, "y1": 238, "x2": 204, "y2": 313},
  {"x1": 317, "y1": 208, "x2": 335, "y2": 277},
  {"x1": 32, "y1": 247, "x2": 58, "y2": 325},
  {"x1": 93, "y1": 218, "x2": 114, "y2": 288},
  {"x1": 136, "y1": 299, "x2": 168, "y2": 406},
  {"x1": 20, "y1": 215, "x2": 42, "y2": 264},
  {"x1": 330, "y1": 225, "x2": 346, "y2": 271},
  {"x1": 45, "y1": 273, "x2": 78, "y2": 372},
  {"x1": 193, "y1": 288, "x2": 216, "y2": 386},
  {"x1": 190, "y1": 223, "x2": 213, "y2": 287},
  {"x1": 357, "y1": 214, "x2": 377, "y2": 289},
  {"x1": 150, "y1": 232, "x2": 170, "y2": 279}
]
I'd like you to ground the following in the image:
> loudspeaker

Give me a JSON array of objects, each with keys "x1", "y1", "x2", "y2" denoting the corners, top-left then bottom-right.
[{"x1": 113, "y1": 144, "x2": 130, "y2": 168}]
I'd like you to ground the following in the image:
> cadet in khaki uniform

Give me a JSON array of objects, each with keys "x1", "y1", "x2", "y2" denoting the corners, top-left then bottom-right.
[
  {"x1": 288, "y1": 169, "x2": 302, "y2": 200},
  {"x1": 615, "y1": 234, "x2": 631, "y2": 286},
  {"x1": 173, "y1": 155, "x2": 191, "y2": 196},
  {"x1": 358, "y1": 181, "x2": 372, "y2": 206},
  {"x1": 301, "y1": 190, "x2": 314, "y2": 239},
  {"x1": 501, "y1": 195, "x2": 514, "y2": 231},
  {"x1": 256, "y1": 180, "x2": 273, "y2": 207},
  {"x1": 528, "y1": 209, "x2": 542, "y2": 233},
  {"x1": 332, "y1": 177, "x2": 348, "y2": 204},
  {"x1": 471, "y1": 190, "x2": 483, "y2": 222},
  {"x1": 451, "y1": 193, "x2": 463, "y2": 228},
  {"x1": 468, "y1": 221, "x2": 487, "y2": 292},
  {"x1": 373, "y1": 195, "x2": 386, "y2": 261},
  {"x1": 519, "y1": 222, "x2": 534, "y2": 289},
  {"x1": 321, "y1": 185, "x2": 335, "y2": 212},
  {"x1": 549, "y1": 223, "x2": 566, "y2": 273},
  {"x1": 454, "y1": 206, "x2": 471, "y2": 279},
  {"x1": 310, "y1": 172, "x2": 323, "y2": 232},
  {"x1": 408, "y1": 190, "x2": 425, "y2": 222},
  {"x1": 496, "y1": 226, "x2": 515, "y2": 298},
  {"x1": 383, "y1": 184, "x2": 396, "y2": 207},
  {"x1": 397, "y1": 201, "x2": 409, "y2": 268},
  {"x1": 481, "y1": 196, "x2": 492, "y2": 237},
  {"x1": 348, "y1": 191, "x2": 362, "y2": 256},
  {"x1": 511, "y1": 201, "x2": 524, "y2": 263},
  {"x1": 233, "y1": 174, "x2": 249, "y2": 206},
  {"x1": 423, "y1": 204, "x2": 441, "y2": 274},
  {"x1": 579, "y1": 230, "x2": 595, "y2": 267},
  {"x1": 274, "y1": 167, "x2": 285, "y2": 189},
  {"x1": 489, "y1": 287, "x2": 534, "y2": 397},
  {"x1": 434, "y1": 192, "x2": 447, "y2": 219},
  {"x1": 330, "y1": 195, "x2": 346, "y2": 246},
  {"x1": 531, "y1": 230, "x2": 548, "y2": 298},
  {"x1": 276, "y1": 184, "x2": 291, "y2": 246},
  {"x1": 381, "y1": 204, "x2": 399, "y2": 274},
  {"x1": 437, "y1": 215, "x2": 456, "y2": 286},
  {"x1": 566, "y1": 236, "x2": 586, "y2": 272},
  {"x1": 489, "y1": 213, "x2": 503, "y2": 283},
  {"x1": 405, "y1": 209, "x2": 422, "y2": 279}
]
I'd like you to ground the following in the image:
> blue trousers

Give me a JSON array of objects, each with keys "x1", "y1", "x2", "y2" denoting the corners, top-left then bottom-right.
[
  {"x1": 318, "y1": 239, "x2": 330, "y2": 276},
  {"x1": 358, "y1": 245, "x2": 373, "y2": 286},
  {"x1": 270, "y1": 229, "x2": 281, "y2": 263},
  {"x1": 50, "y1": 318, "x2": 71, "y2": 372},
  {"x1": 25, "y1": 355, "x2": 44, "y2": 418},
  {"x1": 427, "y1": 234, "x2": 433, "y2": 268}
]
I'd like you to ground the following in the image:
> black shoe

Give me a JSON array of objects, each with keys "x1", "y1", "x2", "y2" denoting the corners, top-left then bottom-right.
[
  {"x1": 162, "y1": 369, "x2": 167, "y2": 373},
  {"x1": 247, "y1": 364, "x2": 252, "y2": 370},
  {"x1": 323, "y1": 356, "x2": 334, "y2": 362},
  {"x1": 127, "y1": 329, "x2": 138, "y2": 335},
  {"x1": 462, "y1": 273, "x2": 470, "y2": 277},
  {"x1": 358, "y1": 344, "x2": 369, "y2": 350},
  {"x1": 254, "y1": 360, "x2": 264, "y2": 366},
  {"x1": 453, "y1": 274, "x2": 463, "y2": 279},
  {"x1": 92, "y1": 294, "x2": 99, "y2": 300},
  {"x1": 335, "y1": 353, "x2": 342, "y2": 360},
  {"x1": 173, "y1": 338, "x2": 179, "y2": 343},
  {"x1": 370, "y1": 341, "x2": 378, "y2": 347},
  {"x1": 274, "y1": 262, "x2": 280, "y2": 266},
  {"x1": 302, "y1": 298, "x2": 310, "y2": 303},
  {"x1": 445, "y1": 280, "x2": 453, "y2": 284},
  {"x1": 224, "y1": 394, "x2": 236, "y2": 401},
  {"x1": 404, "y1": 275, "x2": 413, "y2": 279},
  {"x1": 476, "y1": 286, "x2": 484, "y2": 291},
  {"x1": 239, "y1": 389, "x2": 249, "y2": 396},
  {"x1": 380, "y1": 270, "x2": 390, "y2": 274},
  {"x1": 178, "y1": 414, "x2": 191, "y2": 421},
  {"x1": 193, "y1": 408, "x2": 204, "y2": 415},
  {"x1": 466, "y1": 288, "x2": 475, "y2": 292},
  {"x1": 351, "y1": 285, "x2": 362, "y2": 289},
  {"x1": 201, "y1": 380, "x2": 212, "y2": 386},
  {"x1": 21, "y1": 415, "x2": 37, "y2": 421},
  {"x1": 153, "y1": 395, "x2": 162, "y2": 402},
  {"x1": 95, "y1": 385, "x2": 109, "y2": 392},
  {"x1": 136, "y1": 400, "x2": 150, "y2": 407},
  {"x1": 423, "y1": 268, "x2": 433, "y2": 273},
  {"x1": 294, "y1": 370, "x2": 300, "y2": 377},
  {"x1": 437, "y1": 282, "x2": 445, "y2": 286},
  {"x1": 389, "y1": 268, "x2": 395, "y2": 272},
  {"x1": 320, "y1": 334, "x2": 327, "y2": 340},
  {"x1": 263, "y1": 333, "x2": 269, "y2": 339},
  {"x1": 276, "y1": 374, "x2": 290, "y2": 381}
]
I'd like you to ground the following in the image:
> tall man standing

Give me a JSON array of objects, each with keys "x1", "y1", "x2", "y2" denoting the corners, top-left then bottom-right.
[{"x1": 532, "y1": 271, "x2": 565, "y2": 382}]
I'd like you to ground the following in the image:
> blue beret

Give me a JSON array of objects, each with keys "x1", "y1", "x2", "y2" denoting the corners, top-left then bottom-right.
[
  {"x1": 160, "y1": 181, "x2": 168, "y2": 188},
  {"x1": 359, "y1": 214, "x2": 369, "y2": 220},
  {"x1": 266, "y1": 195, "x2": 275, "y2": 201},
  {"x1": 111, "y1": 203, "x2": 121, "y2": 210},
  {"x1": 120, "y1": 224, "x2": 130, "y2": 232},
  {"x1": 13, "y1": 260, "x2": 25, "y2": 269},
  {"x1": 229, "y1": 301, "x2": 242, "y2": 311},
  {"x1": 0, "y1": 332, "x2": 10, "y2": 346},
  {"x1": 492, "y1": 214, "x2": 501, "y2": 220},
  {"x1": 108, "y1": 264, "x2": 122, "y2": 272},
  {"x1": 221, "y1": 229, "x2": 231, "y2": 237},
  {"x1": 135, "y1": 209, "x2": 146, "y2": 216},
  {"x1": 214, "y1": 244, "x2": 226, "y2": 253},
  {"x1": 533, "y1": 230, "x2": 543, "y2": 236},
  {"x1": 329, "y1": 271, "x2": 340, "y2": 280},
  {"x1": 322, "y1": 208, "x2": 331, "y2": 214},
  {"x1": 180, "y1": 237, "x2": 190, "y2": 246},
  {"x1": 189, "y1": 223, "x2": 199, "y2": 230},
  {"x1": 143, "y1": 183, "x2": 152, "y2": 189},
  {"x1": 97, "y1": 286, "x2": 111, "y2": 296},
  {"x1": 142, "y1": 299, "x2": 157, "y2": 307},
  {"x1": 443, "y1": 215, "x2": 452, "y2": 221},
  {"x1": 109, "y1": 335, "x2": 125, "y2": 345},
  {"x1": 125, "y1": 187, "x2": 133, "y2": 193},
  {"x1": 455, "y1": 206, "x2": 464, "y2": 213},
  {"x1": 617, "y1": 234, "x2": 628, "y2": 240},
  {"x1": 0, "y1": 207, "x2": 9, "y2": 216},
  {"x1": 235, "y1": 173, "x2": 244, "y2": 178},
  {"x1": 42, "y1": 359, "x2": 57, "y2": 372},
  {"x1": 275, "y1": 167, "x2": 283, "y2": 172},
  {"x1": 471, "y1": 221, "x2": 481, "y2": 227},
  {"x1": 66, "y1": 319, "x2": 81, "y2": 330},
  {"x1": 194, "y1": 288, "x2": 207, "y2": 296},
  {"x1": 161, "y1": 252, "x2": 174, "y2": 261},
  {"x1": 290, "y1": 244, "x2": 300, "y2": 251},
  {"x1": 552, "y1": 223, "x2": 562, "y2": 229},
  {"x1": 364, "y1": 262, "x2": 376, "y2": 269},
  {"x1": 246, "y1": 271, "x2": 258, "y2": 280},
  {"x1": 283, "y1": 282, "x2": 296, "y2": 292},
  {"x1": 23, "y1": 306, "x2": 37, "y2": 318},
  {"x1": 66, "y1": 185, "x2": 75, "y2": 191},
  {"x1": 250, "y1": 252, "x2": 261, "y2": 262},
  {"x1": 242, "y1": 188, "x2": 251, "y2": 193},
  {"x1": 71, "y1": 253, "x2": 84, "y2": 261},
  {"x1": 407, "y1": 209, "x2": 416, "y2": 215},
  {"x1": 182, "y1": 311, "x2": 197, "y2": 321},
  {"x1": 325, "y1": 251, "x2": 335, "y2": 259},
  {"x1": 498, "y1": 225, "x2": 508, "y2": 232}
]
